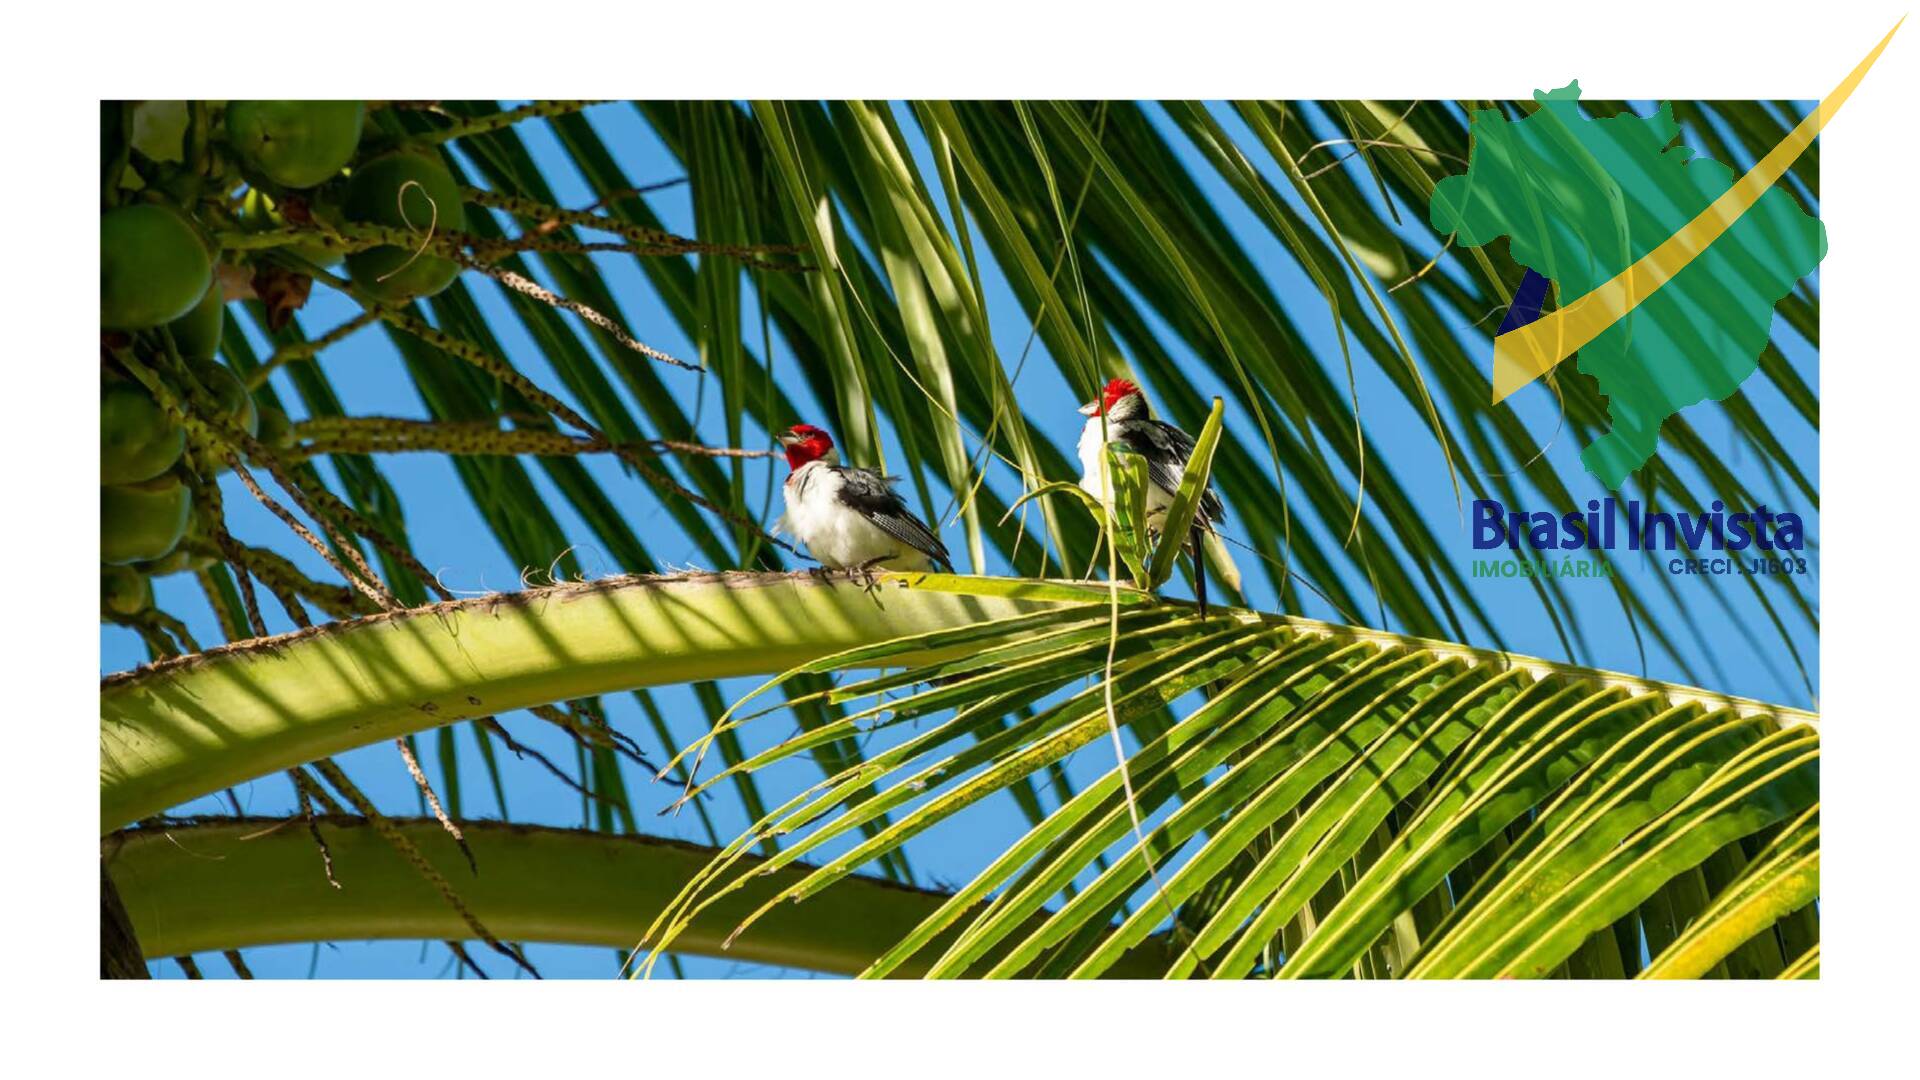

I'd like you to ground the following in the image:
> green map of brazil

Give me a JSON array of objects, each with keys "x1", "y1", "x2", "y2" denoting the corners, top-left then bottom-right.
[{"x1": 1430, "y1": 84, "x2": 1826, "y2": 489}]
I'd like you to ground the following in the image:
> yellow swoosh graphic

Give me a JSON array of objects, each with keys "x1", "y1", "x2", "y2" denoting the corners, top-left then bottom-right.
[{"x1": 1490, "y1": 17, "x2": 1904, "y2": 405}]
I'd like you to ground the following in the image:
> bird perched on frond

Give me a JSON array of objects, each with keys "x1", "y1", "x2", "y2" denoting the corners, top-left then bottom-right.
[
  {"x1": 1075, "y1": 377, "x2": 1237, "y2": 615},
  {"x1": 776, "y1": 423, "x2": 953, "y2": 581}
]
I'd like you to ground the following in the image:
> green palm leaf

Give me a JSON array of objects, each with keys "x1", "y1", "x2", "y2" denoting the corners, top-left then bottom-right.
[{"x1": 634, "y1": 592, "x2": 1815, "y2": 979}]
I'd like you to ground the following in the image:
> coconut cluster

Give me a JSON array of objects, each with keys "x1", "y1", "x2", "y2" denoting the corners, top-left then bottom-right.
[{"x1": 100, "y1": 100, "x2": 466, "y2": 627}]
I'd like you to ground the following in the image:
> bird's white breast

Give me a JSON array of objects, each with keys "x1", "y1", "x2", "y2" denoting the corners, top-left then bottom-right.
[
  {"x1": 781, "y1": 461, "x2": 932, "y2": 570},
  {"x1": 1076, "y1": 418, "x2": 1109, "y2": 504},
  {"x1": 1077, "y1": 418, "x2": 1173, "y2": 516}
]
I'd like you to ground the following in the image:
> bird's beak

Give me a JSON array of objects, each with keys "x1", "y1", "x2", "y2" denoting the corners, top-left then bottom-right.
[
  {"x1": 776, "y1": 431, "x2": 802, "y2": 447},
  {"x1": 1077, "y1": 401, "x2": 1100, "y2": 417}
]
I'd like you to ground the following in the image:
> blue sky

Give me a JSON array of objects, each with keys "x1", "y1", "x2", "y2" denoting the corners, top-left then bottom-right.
[{"x1": 109, "y1": 100, "x2": 1818, "y2": 978}]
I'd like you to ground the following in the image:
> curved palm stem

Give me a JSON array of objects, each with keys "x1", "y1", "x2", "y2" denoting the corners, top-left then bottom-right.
[
  {"x1": 100, "y1": 573, "x2": 1112, "y2": 832},
  {"x1": 103, "y1": 570, "x2": 1813, "y2": 838},
  {"x1": 104, "y1": 816, "x2": 1178, "y2": 977}
]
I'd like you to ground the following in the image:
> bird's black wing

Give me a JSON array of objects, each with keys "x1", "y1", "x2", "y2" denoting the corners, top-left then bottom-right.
[
  {"x1": 834, "y1": 466, "x2": 954, "y2": 571},
  {"x1": 1113, "y1": 420, "x2": 1225, "y2": 526}
]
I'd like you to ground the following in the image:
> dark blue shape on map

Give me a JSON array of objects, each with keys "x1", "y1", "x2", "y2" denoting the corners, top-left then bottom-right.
[{"x1": 1498, "y1": 268, "x2": 1551, "y2": 334}]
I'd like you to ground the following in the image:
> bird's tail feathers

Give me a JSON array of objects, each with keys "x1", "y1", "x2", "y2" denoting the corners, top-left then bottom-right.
[{"x1": 1190, "y1": 522, "x2": 1209, "y2": 619}]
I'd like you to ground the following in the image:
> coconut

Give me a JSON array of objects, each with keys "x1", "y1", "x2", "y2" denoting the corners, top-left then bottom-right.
[
  {"x1": 101, "y1": 379, "x2": 185, "y2": 484},
  {"x1": 101, "y1": 204, "x2": 214, "y2": 329},
  {"x1": 343, "y1": 151, "x2": 466, "y2": 302},
  {"x1": 226, "y1": 101, "x2": 365, "y2": 189},
  {"x1": 255, "y1": 404, "x2": 295, "y2": 450},
  {"x1": 101, "y1": 565, "x2": 154, "y2": 616},
  {"x1": 168, "y1": 280, "x2": 226, "y2": 361},
  {"x1": 190, "y1": 361, "x2": 259, "y2": 438},
  {"x1": 102, "y1": 476, "x2": 192, "y2": 565},
  {"x1": 137, "y1": 508, "x2": 217, "y2": 576}
]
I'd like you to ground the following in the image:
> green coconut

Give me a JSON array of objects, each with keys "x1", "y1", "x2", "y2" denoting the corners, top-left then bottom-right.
[
  {"x1": 101, "y1": 379, "x2": 185, "y2": 484},
  {"x1": 344, "y1": 151, "x2": 466, "y2": 302},
  {"x1": 255, "y1": 404, "x2": 294, "y2": 450},
  {"x1": 101, "y1": 204, "x2": 214, "y2": 330},
  {"x1": 168, "y1": 280, "x2": 226, "y2": 361},
  {"x1": 102, "y1": 476, "x2": 192, "y2": 566},
  {"x1": 137, "y1": 508, "x2": 217, "y2": 576},
  {"x1": 190, "y1": 361, "x2": 258, "y2": 437},
  {"x1": 101, "y1": 565, "x2": 154, "y2": 617},
  {"x1": 226, "y1": 100, "x2": 365, "y2": 189}
]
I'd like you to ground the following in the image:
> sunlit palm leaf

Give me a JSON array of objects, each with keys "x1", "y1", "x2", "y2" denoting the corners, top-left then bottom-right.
[{"x1": 645, "y1": 600, "x2": 1816, "y2": 979}]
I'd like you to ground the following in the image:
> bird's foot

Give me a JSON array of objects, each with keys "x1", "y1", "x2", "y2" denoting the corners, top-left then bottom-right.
[
  {"x1": 855, "y1": 556, "x2": 891, "y2": 595},
  {"x1": 806, "y1": 564, "x2": 837, "y2": 587}
]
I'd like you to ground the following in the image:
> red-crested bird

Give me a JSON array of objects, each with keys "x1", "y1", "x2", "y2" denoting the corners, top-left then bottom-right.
[
  {"x1": 776, "y1": 423, "x2": 953, "y2": 577},
  {"x1": 1076, "y1": 378, "x2": 1232, "y2": 615}
]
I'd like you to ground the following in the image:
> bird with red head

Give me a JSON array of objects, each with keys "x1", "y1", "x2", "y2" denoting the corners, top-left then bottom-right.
[
  {"x1": 775, "y1": 423, "x2": 952, "y2": 577},
  {"x1": 1073, "y1": 378, "x2": 1229, "y2": 614},
  {"x1": 778, "y1": 423, "x2": 836, "y2": 470},
  {"x1": 1077, "y1": 377, "x2": 1150, "y2": 422}
]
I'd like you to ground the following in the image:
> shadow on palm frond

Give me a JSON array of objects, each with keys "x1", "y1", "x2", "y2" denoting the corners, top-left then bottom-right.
[{"x1": 644, "y1": 591, "x2": 1818, "y2": 979}]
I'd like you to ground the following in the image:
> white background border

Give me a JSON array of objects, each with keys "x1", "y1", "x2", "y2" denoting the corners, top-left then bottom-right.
[{"x1": 8, "y1": 0, "x2": 1912, "y2": 1074}]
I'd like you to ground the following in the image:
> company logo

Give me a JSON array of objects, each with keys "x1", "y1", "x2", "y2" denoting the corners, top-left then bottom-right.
[
  {"x1": 1470, "y1": 498, "x2": 1809, "y2": 579},
  {"x1": 1424, "y1": 23, "x2": 1897, "y2": 489}
]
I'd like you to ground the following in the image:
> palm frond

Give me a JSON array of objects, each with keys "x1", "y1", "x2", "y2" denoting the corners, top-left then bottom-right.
[{"x1": 644, "y1": 599, "x2": 1816, "y2": 979}]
